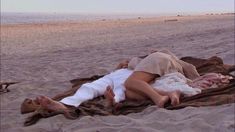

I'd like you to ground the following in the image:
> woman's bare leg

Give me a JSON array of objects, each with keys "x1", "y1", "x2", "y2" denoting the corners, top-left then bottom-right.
[
  {"x1": 125, "y1": 71, "x2": 169, "y2": 107},
  {"x1": 125, "y1": 89, "x2": 148, "y2": 100}
]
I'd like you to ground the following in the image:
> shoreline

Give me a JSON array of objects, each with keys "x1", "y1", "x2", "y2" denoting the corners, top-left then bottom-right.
[{"x1": 1, "y1": 13, "x2": 234, "y2": 26}]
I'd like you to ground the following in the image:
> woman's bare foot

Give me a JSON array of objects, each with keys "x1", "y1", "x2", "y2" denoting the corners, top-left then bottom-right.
[
  {"x1": 168, "y1": 91, "x2": 181, "y2": 106},
  {"x1": 36, "y1": 95, "x2": 69, "y2": 113},
  {"x1": 157, "y1": 96, "x2": 170, "y2": 108},
  {"x1": 104, "y1": 86, "x2": 123, "y2": 110},
  {"x1": 104, "y1": 86, "x2": 115, "y2": 107}
]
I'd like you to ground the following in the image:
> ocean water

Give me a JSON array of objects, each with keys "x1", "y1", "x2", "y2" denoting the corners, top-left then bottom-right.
[{"x1": 1, "y1": 12, "x2": 164, "y2": 25}]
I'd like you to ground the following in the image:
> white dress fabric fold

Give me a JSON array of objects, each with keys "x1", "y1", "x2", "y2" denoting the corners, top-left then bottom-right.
[{"x1": 151, "y1": 72, "x2": 201, "y2": 97}]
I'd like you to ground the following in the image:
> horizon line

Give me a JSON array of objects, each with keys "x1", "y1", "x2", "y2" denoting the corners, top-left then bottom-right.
[{"x1": 2, "y1": 11, "x2": 234, "y2": 15}]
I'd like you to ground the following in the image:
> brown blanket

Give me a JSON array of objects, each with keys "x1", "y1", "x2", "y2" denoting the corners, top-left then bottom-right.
[{"x1": 22, "y1": 56, "x2": 235, "y2": 126}]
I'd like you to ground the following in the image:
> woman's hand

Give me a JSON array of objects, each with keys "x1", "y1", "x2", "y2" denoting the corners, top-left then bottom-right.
[{"x1": 116, "y1": 60, "x2": 129, "y2": 69}]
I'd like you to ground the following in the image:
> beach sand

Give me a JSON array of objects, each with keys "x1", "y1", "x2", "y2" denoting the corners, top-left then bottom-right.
[{"x1": 1, "y1": 14, "x2": 234, "y2": 132}]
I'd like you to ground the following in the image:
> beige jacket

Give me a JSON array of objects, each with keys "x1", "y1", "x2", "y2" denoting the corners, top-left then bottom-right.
[{"x1": 128, "y1": 49, "x2": 199, "y2": 80}]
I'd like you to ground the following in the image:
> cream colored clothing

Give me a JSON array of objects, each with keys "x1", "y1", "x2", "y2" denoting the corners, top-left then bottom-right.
[{"x1": 128, "y1": 49, "x2": 199, "y2": 80}]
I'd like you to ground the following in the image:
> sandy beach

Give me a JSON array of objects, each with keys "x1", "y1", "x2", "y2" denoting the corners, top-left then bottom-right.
[{"x1": 1, "y1": 14, "x2": 234, "y2": 132}]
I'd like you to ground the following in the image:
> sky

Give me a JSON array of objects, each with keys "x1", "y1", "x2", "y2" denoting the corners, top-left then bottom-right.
[{"x1": 1, "y1": 0, "x2": 234, "y2": 14}]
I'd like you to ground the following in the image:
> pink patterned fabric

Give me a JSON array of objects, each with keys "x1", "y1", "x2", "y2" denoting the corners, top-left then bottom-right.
[{"x1": 189, "y1": 73, "x2": 233, "y2": 89}]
